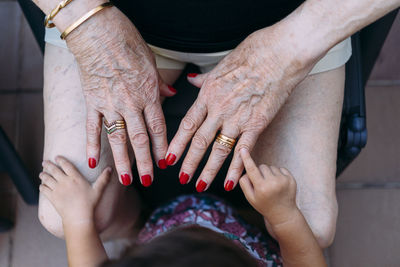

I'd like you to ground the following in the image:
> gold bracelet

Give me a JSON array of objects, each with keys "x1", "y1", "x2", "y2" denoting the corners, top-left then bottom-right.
[
  {"x1": 44, "y1": 0, "x2": 74, "y2": 28},
  {"x1": 60, "y1": 2, "x2": 114, "y2": 40}
]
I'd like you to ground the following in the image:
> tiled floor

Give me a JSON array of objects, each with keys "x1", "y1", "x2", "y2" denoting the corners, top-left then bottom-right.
[{"x1": 0, "y1": 2, "x2": 399, "y2": 266}]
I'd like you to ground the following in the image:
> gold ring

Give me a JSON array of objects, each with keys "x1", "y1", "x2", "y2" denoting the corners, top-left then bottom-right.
[
  {"x1": 104, "y1": 119, "x2": 126, "y2": 134},
  {"x1": 215, "y1": 133, "x2": 236, "y2": 149}
]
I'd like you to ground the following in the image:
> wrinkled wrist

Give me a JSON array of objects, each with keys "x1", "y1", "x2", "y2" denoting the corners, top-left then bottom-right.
[{"x1": 65, "y1": 7, "x2": 138, "y2": 61}]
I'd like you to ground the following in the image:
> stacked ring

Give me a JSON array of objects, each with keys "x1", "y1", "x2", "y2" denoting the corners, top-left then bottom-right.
[
  {"x1": 215, "y1": 133, "x2": 237, "y2": 149},
  {"x1": 104, "y1": 119, "x2": 126, "y2": 134}
]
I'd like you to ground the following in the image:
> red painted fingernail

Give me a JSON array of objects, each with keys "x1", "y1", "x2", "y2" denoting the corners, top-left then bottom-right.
[
  {"x1": 121, "y1": 174, "x2": 131, "y2": 186},
  {"x1": 187, "y1": 73, "x2": 198, "y2": 78},
  {"x1": 141, "y1": 175, "x2": 152, "y2": 187},
  {"x1": 225, "y1": 180, "x2": 234, "y2": 191},
  {"x1": 158, "y1": 159, "x2": 167, "y2": 169},
  {"x1": 167, "y1": 85, "x2": 177, "y2": 93},
  {"x1": 88, "y1": 158, "x2": 96, "y2": 169},
  {"x1": 179, "y1": 172, "x2": 190, "y2": 185},
  {"x1": 166, "y1": 153, "x2": 176, "y2": 166},
  {"x1": 196, "y1": 180, "x2": 207, "y2": 193}
]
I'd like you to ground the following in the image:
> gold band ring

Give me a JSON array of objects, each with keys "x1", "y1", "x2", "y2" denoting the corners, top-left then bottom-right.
[
  {"x1": 215, "y1": 133, "x2": 237, "y2": 149},
  {"x1": 104, "y1": 119, "x2": 126, "y2": 134}
]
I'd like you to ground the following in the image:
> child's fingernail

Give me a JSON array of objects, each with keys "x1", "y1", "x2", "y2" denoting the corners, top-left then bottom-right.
[
  {"x1": 158, "y1": 159, "x2": 167, "y2": 169},
  {"x1": 179, "y1": 172, "x2": 190, "y2": 185},
  {"x1": 187, "y1": 73, "x2": 198, "y2": 78},
  {"x1": 88, "y1": 158, "x2": 97, "y2": 169},
  {"x1": 121, "y1": 174, "x2": 131, "y2": 186},
  {"x1": 196, "y1": 180, "x2": 207, "y2": 193},
  {"x1": 141, "y1": 175, "x2": 152, "y2": 187},
  {"x1": 167, "y1": 85, "x2": 177, "y2": 93},
  {"x1": 166, "y1": 153, "x2": 176, "y2": 166},
  {"x1": 224, "y1": 180, "x2": 234, "y2": 191}
]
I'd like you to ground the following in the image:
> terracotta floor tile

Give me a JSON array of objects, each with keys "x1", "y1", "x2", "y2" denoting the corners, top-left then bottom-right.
[
  {"x1": 329, "y1": 188, "x2": 400, "y2": 267},
  {"x1": 0, "y1": 232, "x2": 11, "y2": 267},
  {"x1": 370, "y1": 13, "x2": 400, "y2": 81},
  {"x1": 11, "y1": 196, "x2": 67, "y2": 267}
]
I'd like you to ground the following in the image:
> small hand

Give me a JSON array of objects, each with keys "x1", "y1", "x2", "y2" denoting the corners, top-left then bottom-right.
[
  {"x1": 39, "y1": 156, "x2": 112, "y2": 226},
  {"x1": 239, "y1": 148, "x2": 298, "y2": 227}
]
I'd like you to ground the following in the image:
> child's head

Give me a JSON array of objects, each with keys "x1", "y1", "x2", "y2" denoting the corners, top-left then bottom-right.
[{"x1": 101, "y1": 225, "x2": 258, "y2": 267}]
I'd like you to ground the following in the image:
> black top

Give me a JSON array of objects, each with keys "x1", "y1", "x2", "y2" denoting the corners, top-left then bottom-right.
[{"x1": 114, "y1": 0, "x2": 304, "y2": 53}]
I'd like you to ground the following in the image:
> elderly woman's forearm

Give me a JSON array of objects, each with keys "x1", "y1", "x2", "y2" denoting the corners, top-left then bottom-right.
[{"x1": 275, "y1": 0, "x2": 400, "y2": 64}]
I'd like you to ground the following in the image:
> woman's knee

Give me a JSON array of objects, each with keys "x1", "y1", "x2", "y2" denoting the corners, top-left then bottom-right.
[
  {"x1": 38, "y1": 195, "x2": 65, "y2": 238},
  {"x1": 304, "y1": 192, "x2": 338, "y2": 248}
]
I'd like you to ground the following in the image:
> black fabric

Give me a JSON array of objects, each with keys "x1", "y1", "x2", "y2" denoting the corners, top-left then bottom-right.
[{"x1": 114, "y1": 0, "x2": 304, "y2": 52}]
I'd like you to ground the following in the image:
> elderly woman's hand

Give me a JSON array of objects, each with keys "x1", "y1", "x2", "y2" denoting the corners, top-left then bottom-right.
[
  {"x1": 166, "y1": 23, "x2": 320, "y2": 192},
  {"x1": 66, "y1": 7, "x2": 174, "y2": 186}
]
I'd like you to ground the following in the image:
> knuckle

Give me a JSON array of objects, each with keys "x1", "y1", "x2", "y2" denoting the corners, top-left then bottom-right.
[
  {"x1": 213, "y1": 145, "x2": 231, "y2": 158},
  {"x1": 41, "y1": 176, "x2": 48, "y2": 183},
  {"x1": 108, "y1": 131, "x2": 127, "y2": 145},
  {"x1": 192, "y1": 133, "x2": 209, "y2": 150},
  {"x1": 131, "y1": 132, "x2": 149, "y2": 147},
  {"x1": 86, "y1": 121, "x2": 101, "y2": 136},
  {"x1": 235, "y1": 143, "x2": 250, "y2": 153},
  {"x1": 182, "y1": 160, "x2": 197, "y2": 172},
  {"x1": 229, "y1": 166, "x2": 243, "y2": 176},
  {"x1": 259, "y1": 165, "x2": 269, "y2": 174},
  {"x1": 113, "y1": 158, "x2": 128, "y2": 168},
  {"x1": 244, "y1": 116, "x2": 268, "y2": 133},
  {"x1": 182, "y1": 116, "x2": 198, "y2": 132},
  {"x1": 204, "y1": 166, "x2": 219, "y2": 176},
  {"x1": 259, "y1": 164, "x2": 268, "y2": 169},
  {"x1": 147, "y1": 117, "x2": 166, "y2": 135},
  {"x1": 137, "y1": 160, "x2": 153, "y2": 172}
]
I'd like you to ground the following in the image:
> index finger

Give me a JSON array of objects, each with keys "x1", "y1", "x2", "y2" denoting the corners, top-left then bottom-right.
[{"x1": 239, "y1": 147, "x2": 263, "y2": 184}]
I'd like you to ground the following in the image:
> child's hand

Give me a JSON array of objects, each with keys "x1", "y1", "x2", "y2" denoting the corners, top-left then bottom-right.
[
  {"x1": 239, "y1": 148, "x2": 298, "y2": 227},
  {"x1": 39, "y1": 156, "x2": 112, "y2": 227}
]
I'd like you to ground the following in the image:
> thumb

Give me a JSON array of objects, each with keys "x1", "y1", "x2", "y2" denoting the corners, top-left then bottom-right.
[
  {"x1": 93, "y1": 167, "x2": 112, "y2": 196},
  {"x1": 187, "y1": 73, "x2": 207, "y2": 88}
]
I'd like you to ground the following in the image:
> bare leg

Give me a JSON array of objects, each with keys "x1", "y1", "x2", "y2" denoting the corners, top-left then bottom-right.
[
  {"x1": 38, "y1": 43, "x2": 182, "y2": 239},
  {"x1": 252, "y1": 66, "x2": 345, "y2": 248}
]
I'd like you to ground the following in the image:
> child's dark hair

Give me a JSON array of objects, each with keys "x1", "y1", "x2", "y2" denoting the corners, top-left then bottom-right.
[{"x1": 101, "y1": 225, "x2": 259, "y2": 267}]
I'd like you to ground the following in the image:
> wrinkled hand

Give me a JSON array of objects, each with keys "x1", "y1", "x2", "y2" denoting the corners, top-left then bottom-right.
[
  {"x1": 166, "y1": 24, "x2": 316, "y2": 192},
  {"x1": 66, "y1": 7, "x2": 175, "y2": 186},
  {"x1": 39, "y1": 157, "x2": 112, "y2": 226},
  {"x1": 239, "y1": 148, "x2": 298, "y2": 227}
]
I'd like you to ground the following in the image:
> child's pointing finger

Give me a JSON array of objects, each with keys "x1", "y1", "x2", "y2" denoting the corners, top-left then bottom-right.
[{"x1": 240, "y1": 148, "x2": 263, "y2": 185}]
